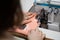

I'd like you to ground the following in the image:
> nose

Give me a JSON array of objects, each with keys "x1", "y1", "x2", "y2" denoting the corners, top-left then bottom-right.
[
  {"x1": 35, "y1": 15, "x2": 40, "y2": 25},
  {"x1": 35, "y1": 18, "x2": 41, "y2": 27}
]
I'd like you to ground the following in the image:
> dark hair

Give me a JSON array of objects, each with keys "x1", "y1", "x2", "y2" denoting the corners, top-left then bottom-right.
[{"x1": 0, "y1": 0, "x2": 23, "y2": 34}]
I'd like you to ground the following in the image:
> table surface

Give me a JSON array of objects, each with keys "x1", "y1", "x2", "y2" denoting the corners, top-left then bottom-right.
[{"x1": 39, "y1": 28, "x2": 60, "y2": 40}]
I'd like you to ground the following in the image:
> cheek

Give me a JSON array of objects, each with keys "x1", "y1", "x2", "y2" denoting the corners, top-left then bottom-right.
[
  {"x1": 15, "y1": 25, "x2": 33, "y2": 35},
  {"x1": 23, "y1": 25, "x2": 32, "y2": 35},
  {"x1": 14, "y1": 19, "x2": 40, "y2": 35},
  {"x1": 14, "y1": 18, "x2": 40, "y2": 35},
  {"x1": 14, "y1": 27, "x2": 29, "y2": 35},
  {"x1": 23, "y1": 19, "x2": 39, "y2": 34}
]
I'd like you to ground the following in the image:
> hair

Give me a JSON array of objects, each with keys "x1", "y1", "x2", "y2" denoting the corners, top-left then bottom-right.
[{"x1": 0, "y1": 0, "x2": 23, "y2": 35}]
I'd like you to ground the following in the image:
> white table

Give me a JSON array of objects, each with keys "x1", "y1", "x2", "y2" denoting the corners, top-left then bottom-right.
[
  {"x1": 14, "y1": 28, "x2": 60, "y2": 40},
  {"x1": 39, "y1": 28, "x2": 60, "y2": 40},
  {"x1": 48, "y1": 22, "x2": 60, "y2": 32}
]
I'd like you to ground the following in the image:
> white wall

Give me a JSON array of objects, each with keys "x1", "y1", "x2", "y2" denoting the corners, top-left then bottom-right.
[
  {"x1": 20, "y1": 0, "x2": 34, "y2": 12},
  {"x1": 36, "y1": 0, "x2": 60, "y2": 1},
  {"x1": 20, "y1": 0, "x2": 60, "y2": 12}
]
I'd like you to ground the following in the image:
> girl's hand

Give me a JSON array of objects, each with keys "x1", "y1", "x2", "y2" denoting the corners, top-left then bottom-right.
[{"x1": 28, "y1": 28, "x2": 45, "y2": 40}]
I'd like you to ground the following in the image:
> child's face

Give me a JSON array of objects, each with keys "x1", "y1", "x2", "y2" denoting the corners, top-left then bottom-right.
[{"x1": 14, "y1": 13, "x2": 40, "y2": 35}]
